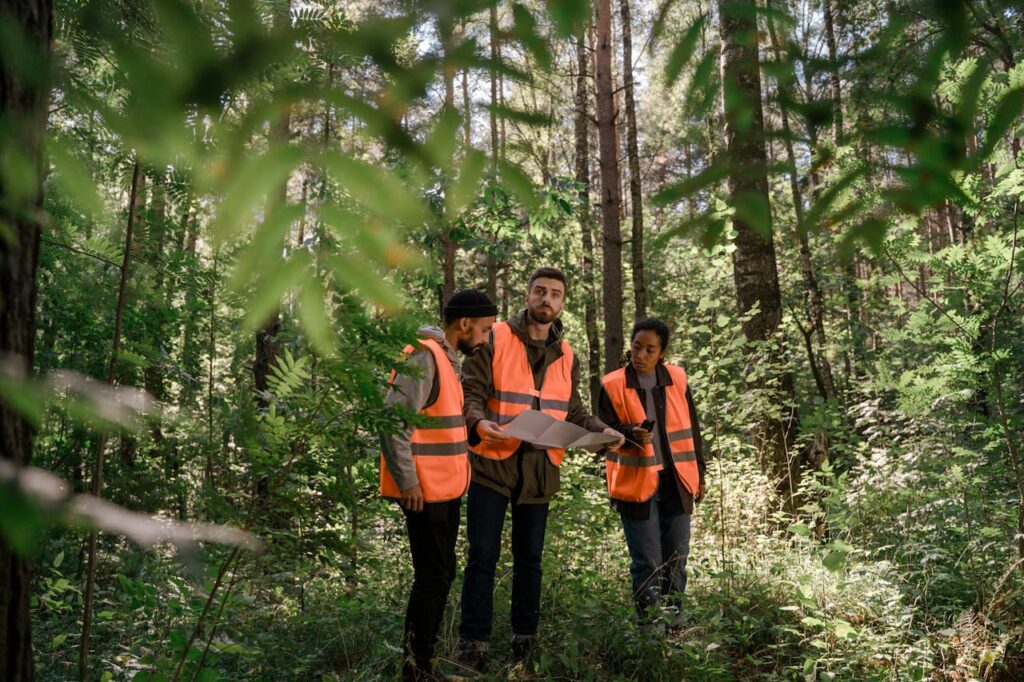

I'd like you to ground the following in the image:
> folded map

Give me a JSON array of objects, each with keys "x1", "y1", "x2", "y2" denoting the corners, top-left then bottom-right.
[{"x1": 500, "y1": 409, "x2": 620, "y2": 452}]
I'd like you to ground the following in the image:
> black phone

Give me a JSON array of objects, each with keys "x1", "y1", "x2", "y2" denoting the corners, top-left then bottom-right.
[{"x1": 639, "y1": 419, "x2": 655, "y2": 432}]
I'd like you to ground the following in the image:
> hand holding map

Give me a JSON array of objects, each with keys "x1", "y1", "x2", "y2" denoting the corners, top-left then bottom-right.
[{"x1": 500, "y1": 410, "x2": 621, "y2": 452}]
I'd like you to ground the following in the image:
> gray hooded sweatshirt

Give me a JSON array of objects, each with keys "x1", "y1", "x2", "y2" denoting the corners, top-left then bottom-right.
[{"x1": 380, "y1": 325, "x2": 461, "y2": 491}]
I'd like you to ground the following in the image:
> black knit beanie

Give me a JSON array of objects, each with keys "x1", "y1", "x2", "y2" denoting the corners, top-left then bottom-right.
[{"x1": 444, "y1": 289, "x2": 498, "y2": 318}]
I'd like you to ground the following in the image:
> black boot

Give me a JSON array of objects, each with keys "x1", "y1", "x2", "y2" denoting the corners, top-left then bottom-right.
[
  {"x1": 510, "y1": 634, "x2": 538, "y2": 667},
  {"x1": 455, "y1": 639, "x2": 488, "y2": 675}
]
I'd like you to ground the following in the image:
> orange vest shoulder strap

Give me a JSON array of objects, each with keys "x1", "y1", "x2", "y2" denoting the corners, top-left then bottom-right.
[{"x1": 664, "y1": 363, "x2": 688, "y2": 393}]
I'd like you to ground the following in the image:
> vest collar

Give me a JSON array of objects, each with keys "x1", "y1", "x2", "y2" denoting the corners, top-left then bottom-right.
[
  {"x1": 508, "y1": 309, "x2": 564, "y2": 347},
  {"x1": 624, "y1": 362, "x2": 673, "y2": 389}
]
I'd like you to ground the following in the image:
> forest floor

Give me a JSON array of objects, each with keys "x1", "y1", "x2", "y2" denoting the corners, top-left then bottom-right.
[{"x1": 31, "y1": 405, "x2": 1024, "y2": 681}]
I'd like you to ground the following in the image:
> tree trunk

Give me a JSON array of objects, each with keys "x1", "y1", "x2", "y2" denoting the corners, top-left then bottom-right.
[
  {"x1": 80, "y1": 156, "x2": 142, "y2": 681},
  {"x1": 179, "y1": 201, "x2": 201, "y2": 410},
  {"x1": 576, "y1": 26, "x2": 602, "y2": 410},
  {"x1": 765, "y1": 3, "x2": 837, "y2": 403},
  {"x1": 620, "y1": 0, "x2": 647, "y2": 321},
  {"x1": 439, "y1": 17, "x2": 457, "y2": 311},
  {"x1": 595, "y1": 0, "x2": 624, "y2": 372},
  {"x1": 254, "y1": 0, "x2": 292, "y2": 407},
  {"x1": 822, "y1": 0, "x2": 844, "y2": 145},
  {"x1": 462, "y1": 70, "x2": 471, "y2": 148},
  {"x1": 718, "y1": 0, "x2": 800, "y2": 507},
  {"x1": 0, "y1": 1, "x2": 51, "y2": 677},
  {"x1": 485, "y1": 2, "x2": 499, "y2": 302}
]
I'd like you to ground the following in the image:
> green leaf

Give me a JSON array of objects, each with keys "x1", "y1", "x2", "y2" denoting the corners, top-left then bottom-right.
[
  {"x1": 226, "y1": 203, "x2": 305, "y2": 294},
  {"x1": 328, "y1": 254, "x2": 403, "y2": 313},
  {"x1": 483, "y1": 104, "x2": 554, "y2": 128},
  {"x1": 955, "y1": 60, "x2": 989, "y2": 145},
  {"x1": 297, "y1": 276, "x2": 335, "y2": 357},
  {"x1": 196, "y1": 668, "x2": 220, "y2": 682},
  {"x1": 241, "y1": 252, "x2": 310, "y2": 333},
  {"x1": 832, "y1": 620, "x2": 856, "y2": 639},
  {"x1": 320, "y1": 151, "x2": 428, "y2": 225},
  {"x1": 511, "y1": 4, "x2": 552, "y2": 70},
  {"x1": 546, "y1": 0, "x2": 590, "y2": 38},
  {"x1": 788, "y1": 522, "x2": 811, "y2": 537},
  {"x1": 422, "y1": 106, "x2": 462, "y2": 173},
  {"x1": 0, "y1": 485, "x2": 46, "y2": 555},
  {"x1": 446, "y1": 149, "x2": 486, "y2": 219},
  {"x1": 47, "y1": 138, "x2": 106, "y2": 219},
  {"x1": 732, "y1": 190, "x2": 772, "y2": 235},
  {"x1": 806, "y1": 165, "x2": 864, "y2": 229},
  {"x1": 53, "y1": 549, "x2": 64, "y2": 568},
  {"x1": 0, "y1": 373, "x2": 47, "y2": 429},
  {"x1": 498, "y1": 160, "x2": 538, "y2": 209},
  {"x1": 980, "y1": 86, "x2": 1024, "y2": 159},
  {"x1": 318, "y1": 204, "x2": 422, "y2": 270},
  {"x1": 212, "y1": 145, "x2": 304, "y2": 244},
  {"x1": 664, "y1": 16, "x2": 706, "y2": 87},
  {"x1": 651, "y1": 163, "x2": 730, "y2": 205},
  {"x1": 822, "y1": 550, "x2": 847, "y2": 572}
]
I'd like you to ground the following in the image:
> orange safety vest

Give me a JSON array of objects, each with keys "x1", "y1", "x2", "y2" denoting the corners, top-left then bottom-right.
[
  {"x1": 380, "y1": 338, "x2": 470, "y2": 502},
  {"x1": 600, "y1": 364, "x2": 699, "y2": 503},
  {"x1": 469, "y1": 321, "x2": 574, "y2": 466}
]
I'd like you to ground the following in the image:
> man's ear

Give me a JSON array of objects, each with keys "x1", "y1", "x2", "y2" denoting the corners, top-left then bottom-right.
[{"x1": 458, "y1": 317, "x2": 472, "y2": 333}]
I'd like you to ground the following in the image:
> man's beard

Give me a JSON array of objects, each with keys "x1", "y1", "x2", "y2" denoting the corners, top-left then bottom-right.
[
  {"x1": 527, "y1": 306, "x2": 555, "y2": 324},
  {"x1": 458, "y1": 339, "x2": 481, "y2": 355}
]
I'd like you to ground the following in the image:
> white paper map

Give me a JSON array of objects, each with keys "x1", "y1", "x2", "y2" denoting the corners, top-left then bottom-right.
[{"x1": 500, "y1": 409, "x2": 620, "y2": 452}]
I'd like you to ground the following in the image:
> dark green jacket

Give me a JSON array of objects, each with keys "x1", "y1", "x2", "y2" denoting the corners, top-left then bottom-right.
[{"x1": 462, "y1": 310, "x2": 609, "y2": 504}]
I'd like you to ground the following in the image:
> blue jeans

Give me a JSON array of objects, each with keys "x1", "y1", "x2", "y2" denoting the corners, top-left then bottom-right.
[
  {"x1": 459, "y1": 482, "x2": 549, "y2": 642},
  {"x1": 619, "y1": 487, "x2": 691, "y2": 621}
]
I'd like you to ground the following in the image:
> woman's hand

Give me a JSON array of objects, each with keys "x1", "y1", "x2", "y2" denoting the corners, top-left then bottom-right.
[{"x1": 631, "y1": 427, "x2": 653, "y2": 445}]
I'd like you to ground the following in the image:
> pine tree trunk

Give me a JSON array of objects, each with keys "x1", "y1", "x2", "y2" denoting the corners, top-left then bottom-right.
[
  {"x1": 254, "y1": 1, "x2": 292, "y2": 408},
  {"x1": 576, "y1": 26, "x2": 602, "y2": 409},
  {"x1": 179, "y1": 202, "x2": 201, "y2": 410},
  {"x1": 765, "y1": 4, "x2": 836, "y2": 404},
  {"x1": 0, "y1": 1, "x2": 51, "y2": 677},
  {"x1": 462, "y1": 68, "x2": 471, "y2": 148},
  {"x1": 620, "y1": 0, "x2": 647, "y2": 321},
  {"x1": 80, "y1": 156, "x2": 143, "y2": 681},
  {"x1": 485, "y1": 3, "x2": 500, "y2": 302},
  {"x1": 439, "y1": 17, "x2": 457, "y2": 311},
  {"x1": 822, "y1": 0, "x2": 844, "y2": 145},
  {"x1": 718, "y1": 0, "x2": 800, "y2": 507},
  {"x1": 595, "y1": 0, "x2": 624, "y2": 372}
]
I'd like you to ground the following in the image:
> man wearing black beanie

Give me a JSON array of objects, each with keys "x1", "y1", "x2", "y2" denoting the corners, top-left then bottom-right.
[{"x1": 380, "y1": 289, "x2": 497, "y2": 681}]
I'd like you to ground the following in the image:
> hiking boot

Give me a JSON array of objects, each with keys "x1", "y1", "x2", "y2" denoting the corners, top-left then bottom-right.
[
  {"x1": 454, "y1": 639, "x2": 488, "y2": 675},
  {"x1": 510, "y1": 634, "x2": 539, "y2": 668}
]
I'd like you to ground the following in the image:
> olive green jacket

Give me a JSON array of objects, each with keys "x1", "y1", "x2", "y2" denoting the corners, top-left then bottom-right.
[{"x1": 462, "y1": 310, "x2": 609, "y2": 504}]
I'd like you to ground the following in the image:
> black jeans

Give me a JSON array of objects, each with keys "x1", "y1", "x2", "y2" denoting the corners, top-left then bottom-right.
[
  {"x1": 403, "y1": 498, "x2": 461, "y2": 670},
  {"x1": 459, "y1": 482, "x2": 549, "y2": 642}
]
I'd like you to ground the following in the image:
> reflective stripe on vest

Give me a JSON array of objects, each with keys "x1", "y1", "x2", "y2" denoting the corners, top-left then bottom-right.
[
  {"x1": 380, "y1": 339, "x2": 470, "y2": 502},
  {"x1": 469, "y1": 321, "x2": 574, "y2": 466},
  {"x1": 600, "y1": 364, "x2": 699, "y2": 503}
]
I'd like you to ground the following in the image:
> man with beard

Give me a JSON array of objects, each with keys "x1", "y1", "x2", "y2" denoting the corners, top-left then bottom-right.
[
  {"x1": 457, "y1": 268, "x2": 624, "y2": 671},
  {"x1": 380, "y1": 289, "x2": 498, "y2": 681}
]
